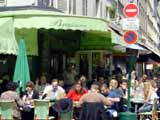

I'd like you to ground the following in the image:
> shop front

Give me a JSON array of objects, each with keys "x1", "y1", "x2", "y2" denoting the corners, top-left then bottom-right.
[{"x1": 0, "y1": 6, "x2": 112, "y2": 80}]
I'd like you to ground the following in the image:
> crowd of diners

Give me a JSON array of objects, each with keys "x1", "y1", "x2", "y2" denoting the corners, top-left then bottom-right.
[{"x1": 0, "y1": 63, "x2": 160, "y2": 120}]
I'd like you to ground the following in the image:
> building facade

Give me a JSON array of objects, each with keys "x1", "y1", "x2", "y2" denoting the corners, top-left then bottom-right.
[
  {"x1": 0, "y1": 0, "x2": 159, "y2": 79},
  {"x1": 117, "y1": 0, "x2": 160, "y2": 56},
  {"x1": 1, "y1": 0, "x2": 159, "y2": 52},
  {"x1": 1, "y1": 0, "x2": 112, "y2": 20}
]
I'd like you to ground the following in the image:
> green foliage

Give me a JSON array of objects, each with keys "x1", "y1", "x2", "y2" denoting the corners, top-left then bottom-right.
[
  {"x1": 106, "y1": 7, "x2": 116, "y2": 19},
  {"x1": 153, "y1": 66, "x2": 160, "y2": 77},
  {"x1": 109, "y1": 7, "x2": 116, "y2": 19}
]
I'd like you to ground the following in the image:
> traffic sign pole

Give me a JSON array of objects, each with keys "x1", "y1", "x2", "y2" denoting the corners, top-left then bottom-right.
[{"x1": 119, "y1": 2, "x2": 139, "y2": 120}]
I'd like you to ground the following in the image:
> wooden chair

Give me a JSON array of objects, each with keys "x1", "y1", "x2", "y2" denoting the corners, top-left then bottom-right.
[
  {"x1": 34, "y1": 99, "x2": 51, "y2": 120},
  {"x1": 139, "y1": 98, "x2": 158, "y2": 120},
  {"x1": 0, "y1": 100, "x2": 14, "y2": 120},
  {"x1": 58, "y1": 111, "x2": 73, "y2": 120}
]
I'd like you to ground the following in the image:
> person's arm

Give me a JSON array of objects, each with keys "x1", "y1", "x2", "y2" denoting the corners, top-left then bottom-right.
[
  {"x1": 79, "y1": 95, "x2": 85, "y2": 105},
  {"x1": 107, "y1": 97, "x2": 120, "y2": 102},
  {"x1": 62, "y1": 90, "x2": 66, "y2": 98},
  {"x1": 100, "y1": 94, "x2": 112, "y2": 106},
  {"x1": 145, "y1": 89, "x2": 152, "y2": 103},
  {"x1": 15, "y1": 94, "x2": 24, "y2": 107},
  {"x1": 67, "y1": 90, "x2": 73, "y2": 99}
]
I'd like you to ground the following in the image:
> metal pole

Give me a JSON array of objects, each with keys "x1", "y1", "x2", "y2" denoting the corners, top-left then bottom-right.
[
  {"x1": 127, "y1": 70, "x2": 131, "y2": 111},
  {"x1": 127, "y1": 55, "x2": 137, "y2": 111}
]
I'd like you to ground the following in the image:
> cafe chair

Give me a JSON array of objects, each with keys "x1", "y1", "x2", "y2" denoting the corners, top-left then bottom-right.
[
  {"x1": 139, "y1": 98, "x2": 158, "y2": 120},
  {"x1": 79, "y1": 102, "x2": 108, "y2": 120},
  {"x1": 52, "y1": 98, "x2": 73, "y2": 120},
  {"x1": 59, "y1": 111, "x2": 73, "y2": 120},
  {"x1": 0, "y1": 100, "x2": 14, "y2": 120},
  {"x1": 34, "y1": 99, "x2": 54, "y2": 120}
]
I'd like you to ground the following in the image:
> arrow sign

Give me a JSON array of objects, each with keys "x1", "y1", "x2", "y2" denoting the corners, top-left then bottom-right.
[{"x1": 123, "y1": 3, "x2": 139, "y2": 18}]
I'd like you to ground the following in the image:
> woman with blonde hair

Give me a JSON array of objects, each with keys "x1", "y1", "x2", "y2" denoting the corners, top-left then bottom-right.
[
  {"x1": 143, "y1": 81, "x2": 151, "y2": 100},
  {"x1": 109, "y1": 79, "x2": 118, "y2": 90},
  {"x1": 139, "y1": 80, "x2": 158, "y2": 112}
]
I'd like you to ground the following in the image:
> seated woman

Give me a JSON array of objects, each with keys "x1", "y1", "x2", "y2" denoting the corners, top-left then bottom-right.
[
  {"x1": 139, "y1": 80, "x2": 159, "y2": 112},
  {"x1": 0, "y1": 81, "x2": 24, "y2": 120},
  {"x1": 67, "y1": 82, "x2": 87, "y2": 119},
  {"x1": 67, "y1": 82, "x2": 87, "y2": 102},
  {"x1": 22, "y1": 81, "x2": 39, "y2": 120}
]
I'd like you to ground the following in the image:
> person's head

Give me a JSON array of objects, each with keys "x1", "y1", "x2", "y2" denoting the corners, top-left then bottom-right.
[
  {"x1": 98, "y1": 60, "x2": 105, "y2": 67},
  {"x1": 120, "y1": 79, "x2": 128, "y2": 90},
  {"x1": 90, "y1": 84, "x2": 100, "y2": 93},
  {"x1": 58, "y1": 76, "x2": 65, "y2": 87},
  {"x1": 101, "y1": 84, "x2": 109, "y2": 95},
  {"x1": 80, "y1": 75, "x2": 87, "y2": 84},
  {"x1": 74, "y1": 82, "x2": 83, "y2": 93},
  {"x1": 40, "y1": 75, "x2": 47, "y2": 84},
  {"x1": 150, "y1": 80, "x2": 157, "y2": 89},
  {"x1": 142, "y1": 74, "x2": 147, "y2": 82},
  {"x1": 98, "y1": 76, "x2": 105, "y2": 84},
  {"x1": 67, "y1": 63, "x2": 75, "y2": 71},
  {"x1": 109, "y1": 79, "x2": 118, "y2": 90},
  {"x1": 51, "y1": 79, "x2": 58, "y2": 91},
  {"x1": 58, "y1": 79, "x2": 65, "y2": 87},
  {"x1": 26, "y1": 81, "x2": 34, "y2": 92},
  {"x1": 6, "y1": 81, "x2": 18, "y2": 91}
]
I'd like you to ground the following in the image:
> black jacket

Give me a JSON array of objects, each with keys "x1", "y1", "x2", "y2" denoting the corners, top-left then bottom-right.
[
  {"x1": 79, "y1": 102, "x2": 109, "y2": 120},
  {"x1": 23, "y1": 90, "x2": 39, "y2": 99}
]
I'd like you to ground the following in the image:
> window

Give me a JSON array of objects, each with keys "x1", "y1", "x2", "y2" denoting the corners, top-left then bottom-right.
[
  {"x1": 57, "y1": 0, "x2": 68, "y2": 13},
  {"x1": 96, "y1": 0, "x2": 102, "y2": 18},
  {"x1": 0, "y1": 0, "x2": 6, "y2": 6},
  {"x1": 72, "y1": 0, "x2": 76, "y2": 14},
  {"x1": 68, "y1": 0, "x2": 76, "y2": 14},
  {"x1": 96, "y1": 0, "x2": 99, "y2": 15},
  {"x1": 82, "y1": 0, "x2": 87, "y2": 15}
]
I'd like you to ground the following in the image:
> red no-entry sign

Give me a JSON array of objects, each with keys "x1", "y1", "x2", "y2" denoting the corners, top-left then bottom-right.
[
  {"x1": 123, "y1": 3, "x2": 139, "y2": 18},
  {"x1": 123, "y1": 30, "x2": 138, "y2": 44}
]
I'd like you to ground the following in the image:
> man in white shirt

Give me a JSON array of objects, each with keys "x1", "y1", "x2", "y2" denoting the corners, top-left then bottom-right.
[{"x1": 42, "y1": 79, "x2": 66, "y2": 100}]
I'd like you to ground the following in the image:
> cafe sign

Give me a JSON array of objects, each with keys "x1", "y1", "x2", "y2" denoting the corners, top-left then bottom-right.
[{"x1": 14, "y1": 16, "x2": 107, "y2": 32}]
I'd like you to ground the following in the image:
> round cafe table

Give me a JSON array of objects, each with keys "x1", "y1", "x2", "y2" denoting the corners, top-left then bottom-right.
[{"x1": 131, "y1": 97, "x2": 144, "y2": 113}]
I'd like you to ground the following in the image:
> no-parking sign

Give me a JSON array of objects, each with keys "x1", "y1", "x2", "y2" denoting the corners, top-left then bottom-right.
[{"x1": 123, "y1": 30, "x2": 138, "y2": 44}]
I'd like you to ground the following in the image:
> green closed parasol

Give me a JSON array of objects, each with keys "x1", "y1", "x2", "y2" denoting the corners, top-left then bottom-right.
[{"x1": 13, "y1": 39, "x2": 30, "y2": 93}]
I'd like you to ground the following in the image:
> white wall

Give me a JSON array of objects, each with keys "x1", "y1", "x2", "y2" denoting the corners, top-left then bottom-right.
[
  {"x1": 87, "y1": 0, "x2": 96, "y2": 17},
  {"x1": 7, "y1": 0, "x2": 36, "y2": 6}
]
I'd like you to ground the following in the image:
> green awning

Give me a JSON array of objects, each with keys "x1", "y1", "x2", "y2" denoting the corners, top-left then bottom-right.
[
  {"x1": 80, "y1": 31, "x2": 112, "y2": 50},
  {"x1": 111, "y1": 30, "x2": 125, "y2": 46},
  {"x1": 0, "y1": 9, "x2": 108, "y2": 32},
  {"x1": 0, "y1": 8, "x2": 108, "y2": 55},
  {"x1": 15, "y1": 28, "x2": 38, "y2": 56},
  {"x1": 0, "y1": 17, "x2": 18, "y2": 54}
]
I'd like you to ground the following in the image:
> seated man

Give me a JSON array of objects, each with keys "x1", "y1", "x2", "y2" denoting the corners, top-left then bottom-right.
[
  {"x1": 79, "y1": 84, "x2": 112, "y2": 120},
  {"x1": 42, "y1": 79, "x2": 66, "y2": 100},
  {"x1": 42, "y1": 79, "x2": 66, "y2": 120},
  {"x1": 101, "y1": 83, "x2": 120, "y2": 118}
]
